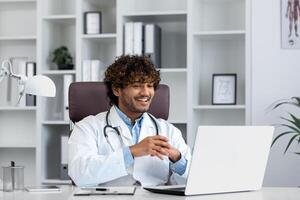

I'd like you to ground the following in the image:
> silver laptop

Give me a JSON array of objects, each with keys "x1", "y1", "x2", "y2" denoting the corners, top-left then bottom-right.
[{"x1": 144, "y1": 126, "x2": 274, "y2": 196}]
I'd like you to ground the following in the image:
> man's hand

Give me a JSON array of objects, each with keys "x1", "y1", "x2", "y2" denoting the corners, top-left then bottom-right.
[
  {"x1": 129, "y1": 135, "x2": 182, "y2": 162},
  {"x1": 129, "y1": 136, "x2": 171, "y2": 160},
  {"x1": 165, "y1": 147, "x2": 181, "y2": 163}
]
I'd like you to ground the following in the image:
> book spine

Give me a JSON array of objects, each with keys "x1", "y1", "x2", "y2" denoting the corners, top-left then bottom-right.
[
  {"x1": 82, "y1": 60, "x2": 91, "y2": 81},
  {"x1": 124, "y1": 22, "x2": 134, "y2": 55},
  {"x1": 133, "y1": 22, "x2": 144, "y2": 55},
  {"x1": 90, "y1": 60, "x2": 101, "y2": 81},
  {"x1": 25, "y1": 62, "x2": 36, "y2": 106},
  {"x1": 63, "y1": 74, "x2": 74, "y2": 121},
  {"x1": 144, "y1": 24, "x2": 161, "y2": 68}
]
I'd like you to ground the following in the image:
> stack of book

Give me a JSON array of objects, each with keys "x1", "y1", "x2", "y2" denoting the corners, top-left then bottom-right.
[
  {"x1": 124, "y1": 22, "x2": 161, "y2": 68},
  {"x1": 82, "y1": 59, "x2": 106, "y2": 82}
]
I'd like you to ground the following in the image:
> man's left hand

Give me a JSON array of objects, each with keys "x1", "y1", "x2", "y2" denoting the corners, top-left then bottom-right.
[{"x1": 165, "y1": 147, "x2": 181, "y2": 162}]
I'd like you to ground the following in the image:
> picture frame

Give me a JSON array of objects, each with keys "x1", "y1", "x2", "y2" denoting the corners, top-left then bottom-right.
[
  {"x1": 84, "y1": 11, "x2": 102, "y2": 34},
  {"x1": 212, "y1": 74, "x2": 237, "y2": 105},
  {"x1": 281, "y1": 0, "x2": 300, "y2": 49}
]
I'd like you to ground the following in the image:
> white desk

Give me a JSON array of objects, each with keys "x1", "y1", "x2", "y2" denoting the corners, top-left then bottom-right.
[{"x1": 0, "y1": 186, "x2": 299, "y2": 200}]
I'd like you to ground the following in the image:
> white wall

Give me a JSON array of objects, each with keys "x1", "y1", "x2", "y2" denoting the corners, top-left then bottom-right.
[{"x1": 252, "y1": 0, "x2": 300, "y2": 186}]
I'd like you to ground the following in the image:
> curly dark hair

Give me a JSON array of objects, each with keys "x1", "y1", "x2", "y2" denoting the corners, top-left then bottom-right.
[{"x1": 104, "y1": 55, "x2": 161, "y2": 105}]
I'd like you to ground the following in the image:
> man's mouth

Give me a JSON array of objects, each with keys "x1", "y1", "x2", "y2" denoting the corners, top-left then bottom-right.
[{"x1": 135, "y1": 96, "x2": 151, "y2": 103}]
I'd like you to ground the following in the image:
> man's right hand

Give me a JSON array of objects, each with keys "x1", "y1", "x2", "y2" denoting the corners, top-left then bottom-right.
[{"x1": 129, "y1": 135, "x2": 171, "y2": 160}]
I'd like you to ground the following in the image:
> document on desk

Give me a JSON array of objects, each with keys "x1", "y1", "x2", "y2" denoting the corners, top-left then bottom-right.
[{"x1": 74, "y1": 186, "x2": 136, "y2": 196}]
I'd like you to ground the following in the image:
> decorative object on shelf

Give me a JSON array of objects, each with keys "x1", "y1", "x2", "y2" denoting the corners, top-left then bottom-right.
[
  {"x1": 270, "y1": 96, "x2": 300, "y2": 154},
  {"x1": 212, "y1": 74, "x2": 237, "y2": 105},
  {"x1": 281, "y1": 0, "x2": 300, "y2": 49},
  {"x1": 84, "y1": 11, "x2": 102, "y2": 34},
  {"x1": 2, "y1": 161, "x2": 24, "y2": 192},
  {"x1": 0, "y1": 60, "x2": 56, "y2": 105},
  {"x1": 51, "y1": 46, "x2": 74, "y2": 70}
]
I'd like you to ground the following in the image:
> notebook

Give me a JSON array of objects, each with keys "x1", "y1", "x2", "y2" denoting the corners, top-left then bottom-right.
[{"x1": 144, "y1": 126, "x2": 274, "y2": 196}]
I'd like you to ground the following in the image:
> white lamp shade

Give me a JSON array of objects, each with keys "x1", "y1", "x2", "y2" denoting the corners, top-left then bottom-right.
[{"x1": 24, "y1": 75, "x2": 56, "y2": 97}]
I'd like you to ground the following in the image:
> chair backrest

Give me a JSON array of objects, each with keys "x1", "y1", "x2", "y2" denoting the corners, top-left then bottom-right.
[{"x1": 69, "y1": 82, "x2": 170, "y2": 123}]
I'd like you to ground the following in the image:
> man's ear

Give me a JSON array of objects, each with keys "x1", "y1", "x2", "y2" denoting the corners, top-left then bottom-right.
[{"x1": 112, "y1": 87, "x2": 121, "y2": 97}]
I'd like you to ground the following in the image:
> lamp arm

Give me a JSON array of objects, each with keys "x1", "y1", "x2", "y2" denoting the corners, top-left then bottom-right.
[{"x1": 0, "y1": 60, "x2": 24, "y2": 82}]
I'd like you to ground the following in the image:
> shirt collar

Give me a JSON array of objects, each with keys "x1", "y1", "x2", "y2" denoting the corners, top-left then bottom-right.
[{"x1": 114, "y1": 105, "x2": 144, "y2": 129}]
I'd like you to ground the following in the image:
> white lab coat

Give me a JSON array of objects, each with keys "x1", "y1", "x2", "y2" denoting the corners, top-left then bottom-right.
[{"x1": 68, "y1": 106, "x2": 191, "y2": 187}]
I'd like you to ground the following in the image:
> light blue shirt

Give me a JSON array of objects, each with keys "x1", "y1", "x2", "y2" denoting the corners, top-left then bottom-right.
[{"x1": 115, "y1": 106, "x2": 187, "y2": 175}]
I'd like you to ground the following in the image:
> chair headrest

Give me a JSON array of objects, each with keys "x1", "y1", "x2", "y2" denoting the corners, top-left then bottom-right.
[{"x1": 69, "y1": 82, "x2": 170, "y2": 122}]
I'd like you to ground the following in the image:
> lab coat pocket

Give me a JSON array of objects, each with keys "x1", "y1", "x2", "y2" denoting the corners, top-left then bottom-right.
[{"x1": 133, "y1": 156, "x2": 169, "y2": 186}]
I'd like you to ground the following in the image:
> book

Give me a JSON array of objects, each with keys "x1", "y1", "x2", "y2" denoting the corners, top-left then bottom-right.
[
  {"x1": 145, "y1": 24, "x2": 161, "y2": 68},
  {"x1": 63, "y1": 75, "x2": 74, "y2": 121},
  {"x1": 82, "y1": 60, "x2": 92, "y2": 81},
  {"x1": 133, "y1": 22, "x2": 144, "y2": 55},
  {"x1": 84, "y1": 11, "x2": 102, "y2": 34},
  {"x1": 25, "y1": 186, "x2": 61, "y2": 192},
  {"x1": 91, "y1": 60, "x2": 106, "y2": 81},
  {"x1": 25, "y1": 62, "x2": 36, "y2": 106},
  {"x1": 60, "y1": 135, "x2": 69, "y2": 180},
  {"x1": 124, "y1": 22, "x2": 134, "y2": 54},
  {"x1": 74, "y1": 186, "x2": 136, "y2": 196}
]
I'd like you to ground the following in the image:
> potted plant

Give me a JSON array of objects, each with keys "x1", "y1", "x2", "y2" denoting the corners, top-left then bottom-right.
[
  {"x1": 51, "y1": 46, "x2": 74, "y2": 70},
  {"x1": 271, "y1": 97, "x2": 300, "y2": 154}
]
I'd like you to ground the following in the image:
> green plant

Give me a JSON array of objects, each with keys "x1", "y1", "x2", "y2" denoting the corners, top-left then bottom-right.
[
  {"x1": 271, "y1": 97, "x2": 300, "y2": 155},
  {"x1": 51, "y1": 46, "x2": 73, "y2": 65}
]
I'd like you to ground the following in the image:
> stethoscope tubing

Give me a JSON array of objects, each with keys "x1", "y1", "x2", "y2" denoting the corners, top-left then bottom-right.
[{"x1": 103, "y1": 108, "x2": 159, "y2": 151}]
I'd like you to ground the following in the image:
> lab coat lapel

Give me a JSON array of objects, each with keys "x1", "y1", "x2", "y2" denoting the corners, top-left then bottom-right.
[
  {"x1": 108, "y1": 106, "x2": 133, "y2": 145},
  {"x1": 138, "y1": 113, "x2": 156, "y2": 142}
]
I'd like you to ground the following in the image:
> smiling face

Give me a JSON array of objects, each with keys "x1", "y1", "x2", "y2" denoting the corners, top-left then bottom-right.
[{"x1": 113, "y1": 82, "x2": 155, "y2": 121}]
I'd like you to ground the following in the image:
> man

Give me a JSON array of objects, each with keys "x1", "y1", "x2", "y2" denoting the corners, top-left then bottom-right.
[{"x1": 68, "y1": 55, "x2": 191, "y2": 187}]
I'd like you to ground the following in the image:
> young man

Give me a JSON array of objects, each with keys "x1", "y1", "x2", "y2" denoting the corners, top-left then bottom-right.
[{"x1": 68, "y1": 55, "x2": 191, "y2": 187}]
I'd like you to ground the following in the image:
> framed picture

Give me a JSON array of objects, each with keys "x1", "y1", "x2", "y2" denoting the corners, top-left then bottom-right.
[
  {"x1": 212, "y1": 74, "x2": 237, "y2": 105},
  {"x1": 281, "y1": 0, "x2": 300, "y2": 48},
  {"x1": 84, "y1": 11, "x2": 102, "y2": 34}
]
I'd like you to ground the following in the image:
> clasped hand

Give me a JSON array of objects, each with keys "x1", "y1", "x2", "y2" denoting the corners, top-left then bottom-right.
[{"x1": 129, "y1": 135, "x2": 181, "y2": 162}]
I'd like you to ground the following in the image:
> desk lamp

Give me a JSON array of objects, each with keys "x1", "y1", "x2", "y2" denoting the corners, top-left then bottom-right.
[{"x1": 0, "y1": 60, "x2": 56, "y2": 104}]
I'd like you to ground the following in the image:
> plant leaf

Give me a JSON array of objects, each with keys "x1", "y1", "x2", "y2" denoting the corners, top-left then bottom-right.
[
  {"x1": 271, "y1": 131, "x2": 296, "y2": 147},
  {"x1": 280, "y1": 124, "x2": 300, "y2": 133},
  {"x1": 284, "y1": 134, "x2": 300, "y2": 154},
  {"x1": 288, "y1": 113, "x2": 300, "y2": 130}
]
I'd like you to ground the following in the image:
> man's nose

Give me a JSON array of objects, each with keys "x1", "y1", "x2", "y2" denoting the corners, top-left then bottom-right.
[{"x1": 140, "y1": 85, "x2": 151, "y2": 96}]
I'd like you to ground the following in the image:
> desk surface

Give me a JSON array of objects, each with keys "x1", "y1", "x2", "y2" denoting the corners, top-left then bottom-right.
[{"x1": 0, "y1": 186, "x2": 299, "y2": 200}]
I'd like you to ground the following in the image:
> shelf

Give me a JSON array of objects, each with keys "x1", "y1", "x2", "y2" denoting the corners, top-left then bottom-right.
[
  {"x1": 193, "y1": 30, "x2": 245, "y2": 40},
  {"x1": 159, "y1": 68, "x2": 187, "y2": 73},
  {"x1": 0, "y1": 106, "x2": 36, "y2": 111},
  {"x1": 0, "y1": 0, "x2": 36, "y2": 3},
  {"x1": 43, "y1": 15, "x2": 76, "y2": 20},
  {"x1": 42, "y1": 70, "x2": 76, "y2": 75},
  {"x1": 193, "y1": 105, "x2": 246, "y2": 110},
  {"x1": 42, "y1": 179, "x2": 72, "y2": 185},
  {"x1": 124, "y1": 11, "x2": 186, "y2": 22},
  {"x1": 42, "y1": 15, "x2": 76, "y2": 25},
  {"x1": 82, "y1": 33, "x2": 117, "y2": 39},
  {"x1": 0, "y1": 36, "x2": 36, "y2": 41},
  {"x1": 0, "y1": 145, "x2": 35, "y2": 148},
  {"x1": 42, "y1": 121, "x2": 69, "y2": 125}
]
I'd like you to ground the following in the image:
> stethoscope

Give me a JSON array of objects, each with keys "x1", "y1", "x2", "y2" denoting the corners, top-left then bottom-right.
[{"x1": 103, "y1": 108, "x2": 159, "y2": 151}]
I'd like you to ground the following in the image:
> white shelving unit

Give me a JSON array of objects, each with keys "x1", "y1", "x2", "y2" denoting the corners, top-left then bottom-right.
[
  {"x1": 0, "y1": 0, "x2": 37, "y2": 186},
  {"x1": 187, "y1": 0, "x2": 250, "y2": 146},
  {"x1": 1, "y1": 0, "x2": 250, "y2": 185}
]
